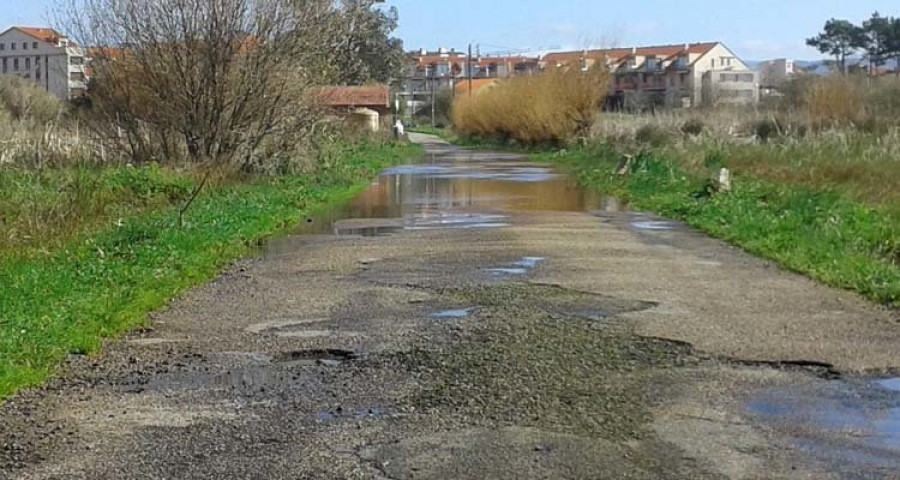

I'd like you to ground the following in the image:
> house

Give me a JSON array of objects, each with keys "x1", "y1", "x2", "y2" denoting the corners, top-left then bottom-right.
[
  {"x1": 318, "y1": 84, "x2": 391, "y2": 116},
  {"x1": 543, "y1": 42, "x2": 758, "y2": 109},
  {"x1": 0, "y1": 26, "x2": 87, "y2": 99},
  {"x1": 399, "y1": 48, "x2": 540, "y2": 117}
]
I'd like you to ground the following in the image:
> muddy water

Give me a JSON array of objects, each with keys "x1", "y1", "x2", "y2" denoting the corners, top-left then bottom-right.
[{"x1": 268, "y1": 145, "x2": 621, "y2": 249}]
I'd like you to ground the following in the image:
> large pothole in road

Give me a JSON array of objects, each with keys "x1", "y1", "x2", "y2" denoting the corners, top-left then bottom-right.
[{"x1": 361, "y1": 427, "x2": 656, "y2": 480}]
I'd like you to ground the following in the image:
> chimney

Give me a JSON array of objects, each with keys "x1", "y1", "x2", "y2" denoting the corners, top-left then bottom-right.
[
  {"x1": 420, "y1": 48, "x2": 427, "y2": 56},
  {"x1": 684, "y1": 43, "x2": 689, "y2": 51},
  {"x1": 632, "y1": 47, "x2": 637, "y2": 55}
]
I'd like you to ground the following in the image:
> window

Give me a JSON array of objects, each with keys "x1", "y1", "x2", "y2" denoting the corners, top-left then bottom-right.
[
  {"x1": 0, "y1": 44, "x2": 4, "y2": 51},
  {"x1": 11, "y1": 42, "x2": 16, "y2": 50},
  {"x1": 25, "y1": 58, "x2": 30, "y2": 69},
  {"x1": 71, "y1": 72, "x2": 85, "y2": 81},
  {"x1": 22, "y1": 42, "x2": 28, "y2": 50},
  {"x1": 35, "y1": 70, "x2": 41, "y2": 80},
  {"x1": 33, "y1": 42, "x2": 38, "y2": 49},
  {"x1": 13, "y1": 58, "x2": 18, "y2": 70}
]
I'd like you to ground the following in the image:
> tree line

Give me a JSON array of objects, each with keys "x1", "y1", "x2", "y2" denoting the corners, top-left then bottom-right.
[
  {"x1": 807, "y1": 12, "x2": 900, "y2": 74},
  {"x1": 58, "y1": 0, "x2": 403, "y2": 169}
]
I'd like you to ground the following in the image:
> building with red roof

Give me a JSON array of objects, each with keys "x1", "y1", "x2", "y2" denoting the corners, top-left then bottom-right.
[
  {"x1": 544, "y1": 42, "x2": 757, "y2": 109},
  {"x1": 0, "y1": 26, "x2": 88, "y2": 99}
]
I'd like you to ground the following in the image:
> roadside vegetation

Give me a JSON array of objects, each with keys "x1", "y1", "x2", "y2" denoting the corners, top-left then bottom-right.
[
  {"x1": 450, "y1": 57, "x2": 900, "y2": 308},
  {"x1": 452, "y1": 65, "x2": 610, "y2": 145},
  {"x1": 0, "y1": 0, "x2": 415, "y2": 399}
]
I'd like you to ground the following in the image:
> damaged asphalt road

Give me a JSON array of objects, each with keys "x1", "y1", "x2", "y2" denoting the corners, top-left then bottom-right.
[{"x1": 2, "y1": 134, "x2": 899, "y2": 479}]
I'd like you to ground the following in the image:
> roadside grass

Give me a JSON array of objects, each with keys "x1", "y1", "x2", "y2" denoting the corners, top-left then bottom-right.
[
  {"x1": 538, "y1": 143, "x2": 900, "y2": 308},
  {"x1": 0, "y1": 141, "x2": 421, "y2": 399}
]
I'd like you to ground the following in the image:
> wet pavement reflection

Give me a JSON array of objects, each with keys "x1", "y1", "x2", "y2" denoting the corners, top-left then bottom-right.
[
  {"x1": 270, "y1": 147, "x2": 620, "y2": 247},
  {"x1": 747, "y1": 377, "x2": 900, "y2": 477}
]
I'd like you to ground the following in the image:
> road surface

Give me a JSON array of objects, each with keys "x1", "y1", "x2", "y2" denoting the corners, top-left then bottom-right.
[{"x1": 2, "y1": 133, "x2": 899, "y2": 479}]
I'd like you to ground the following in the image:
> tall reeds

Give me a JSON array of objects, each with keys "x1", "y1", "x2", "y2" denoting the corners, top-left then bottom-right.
[{"x1": 452, "y1": 66, "x2": 610, "y2": 145}]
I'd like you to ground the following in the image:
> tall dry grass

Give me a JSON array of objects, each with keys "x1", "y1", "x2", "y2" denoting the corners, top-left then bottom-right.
[
  {"x1": 453, "y1": 66, "x2": 610, "y2": 145},
  {"x1": 804, "y1": 75, "x2": 866, "y2": 127}
]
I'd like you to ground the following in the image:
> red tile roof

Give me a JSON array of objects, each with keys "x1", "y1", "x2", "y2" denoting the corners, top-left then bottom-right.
[
  {"x1": 543, "y1": 43, "x2": 718, "y2": 66},
  {"x1": 455, "y1": 78, "x2": 501, "y2": 96},
  {"x1": 318, "y1": 84, "x2": 390, "y2": 108},
  {"x1": 10, "y1": 27, "x2": 66, "y2": 45}
]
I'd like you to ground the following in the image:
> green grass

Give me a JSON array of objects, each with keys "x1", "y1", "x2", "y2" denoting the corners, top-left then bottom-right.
[
  {"x1": 539, "y1": 144, "x2": 900, "y2": 308},
  {"x1": 0, "y1": 141, "x2": 421, "y2": 399}
]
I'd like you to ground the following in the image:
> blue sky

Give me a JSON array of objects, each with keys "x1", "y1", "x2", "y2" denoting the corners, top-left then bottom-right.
[{"x1": 2, "y1": 0, "x2": 898, "y2": 59}]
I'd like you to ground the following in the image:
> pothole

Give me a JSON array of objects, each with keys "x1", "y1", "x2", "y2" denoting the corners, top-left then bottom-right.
[{"x1": 275, "y1": 349, "x2": 358, "y2": 367}]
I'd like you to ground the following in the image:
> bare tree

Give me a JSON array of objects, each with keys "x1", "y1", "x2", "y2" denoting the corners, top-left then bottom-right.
[{"x1": 60, "y1": 0, "x2": 341, "y2": 167}]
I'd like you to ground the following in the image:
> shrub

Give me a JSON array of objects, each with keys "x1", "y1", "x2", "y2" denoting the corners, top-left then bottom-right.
[
  {"x1": 804, "y1": 75, "x2": 865, "y2": 127},
  {"x1": 0, "y1": 76, "x2": 63, "y2": 122},
  {"x1": 754, "y1": 118, "x2": 781, "y2": 142},
  {"x1": 635, "y1": 124, "x2": 671, "y2": 147},
  {"x1": 452, "y1": 65, "x2": 610, "y2": 145},
  {"x1": 681, "y1": 118, "x2": 705, "y2": 136}
]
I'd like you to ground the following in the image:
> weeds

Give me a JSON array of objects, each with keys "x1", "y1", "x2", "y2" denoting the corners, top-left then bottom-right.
[
  {"x1": 541, "y1": 143, "x2": 900, "y2": 308},
  {"x1": 0, "y1": 140, "x2": 421, "y2": 399}
]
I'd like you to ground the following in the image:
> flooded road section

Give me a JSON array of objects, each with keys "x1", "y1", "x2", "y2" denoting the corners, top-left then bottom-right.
[{"x1": 279, "y1": 145, "x2": 619, "y2": 240}]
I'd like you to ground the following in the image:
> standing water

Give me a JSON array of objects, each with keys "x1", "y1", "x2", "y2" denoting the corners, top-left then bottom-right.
[{"x1": 267, "y1": 137, "x2": 620, "y2": 252}]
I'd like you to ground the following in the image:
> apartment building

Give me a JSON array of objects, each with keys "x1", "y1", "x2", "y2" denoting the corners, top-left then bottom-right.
[
  {"x1": 543, "y1": 42, "x2": 758, "y2": 109},
  {"x1": 758, "y1": 58, "x2": 795, "y2": 89},
  {"x1": 399, "y1": 48, "x2": 540, "y2": 115},
  {"x1": 0, "y1": 27, "x2": 87, "y2": 100}
]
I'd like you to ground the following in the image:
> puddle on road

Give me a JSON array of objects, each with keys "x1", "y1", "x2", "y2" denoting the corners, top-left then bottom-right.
[
  {"x1": 488, "y1": 257, "x2": 546, "y2": 277},
  {"x1": 747, "y1": 377, "x2": 900, "y2": 476},
  {"x1": 631, "y1": 221, "x2": 677, "y2": 231},
  {"x1": 430, "y1": 307, "x2": 480, "y2": 319},
  {"x1": 266, "y1": 146, "x2": 620, "y2": 252}
]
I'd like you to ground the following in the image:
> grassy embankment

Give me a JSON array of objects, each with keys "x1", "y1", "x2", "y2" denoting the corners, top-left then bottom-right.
[
  {"x1": 540, "y1": 138, "x2": 900, "y2": 307},
  {"x1": 451, "y1": 73, "x2": 900, "y2": 308},
  {"x1": 0, "y1": 140, "x2": 421, "y2": 399}
]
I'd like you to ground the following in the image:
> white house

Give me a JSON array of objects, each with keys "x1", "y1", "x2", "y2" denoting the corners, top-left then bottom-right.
[
  {"x1": 0, "y1": 26, "x2": 87, "y2": 100},
  {"x1": 543, "y1": 42, "x2": 759, "y2": 109}
]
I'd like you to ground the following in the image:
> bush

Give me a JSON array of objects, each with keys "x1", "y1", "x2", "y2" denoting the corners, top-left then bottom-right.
[
  {"x1": 0, "y1": 76, "x2": 63, "y2": 122},
  {"x1": 635, "y1": 124, "x2": 671, "y2": 147},
  {"x1": 681, "y1": 118, "x2": 705, "y2": 136},
  {"x1": 753, "y1": 118, "x2": 781, "y2": 142},
  {"x1": 804, "y1": 75, "x2": 865, "y2": 127},
  {"x1": 452, "y1": 66, "x2": 609, "y2": 145}
]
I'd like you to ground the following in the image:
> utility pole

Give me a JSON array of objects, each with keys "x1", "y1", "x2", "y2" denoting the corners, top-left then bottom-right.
[
  {"x1": 430, "y1": 67, "x2": 436, "y2": 128},
  {"x1": 467, "y1": 43, "x2": 473, "y2": 97}
]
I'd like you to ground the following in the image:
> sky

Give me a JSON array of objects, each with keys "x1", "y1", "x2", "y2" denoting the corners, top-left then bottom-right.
[{"x1": 2, "y1": 0, "x2": 898, "y2": 60}]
